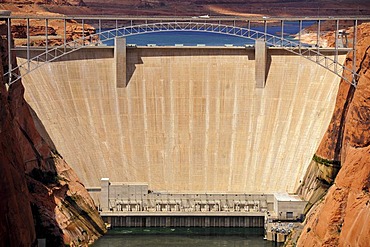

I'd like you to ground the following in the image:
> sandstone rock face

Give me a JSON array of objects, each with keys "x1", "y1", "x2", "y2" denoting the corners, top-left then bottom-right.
[
  {"x1": 0, "y1": 25, "x2": 105, "y2": 246},
  {"x1": 2, "y1": 2, "x2": 97, "y2": 47},
  {"x1": 77, "y1": 0, "x2": 370, "y2": 16},
  {"x1": 1, "y1": 0, "x2": 85, "y2": 6},
  {"x1": 0, "y1": 0, "x2": 95, "y2": 47},
  {"x1": 298, "y1": 23, "x2": 370, "y2": 247},
  {"x1": 11, "y1": 18, "x2": 96, "y2": 47},
  {"x1": 0, "y1": 36, "x2": 36, "y2": 247}
]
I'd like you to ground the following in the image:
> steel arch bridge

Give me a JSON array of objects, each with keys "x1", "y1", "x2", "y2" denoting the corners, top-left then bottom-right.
[{"x1": 6, "y1": 21, "x2": 359, "y2": 86}]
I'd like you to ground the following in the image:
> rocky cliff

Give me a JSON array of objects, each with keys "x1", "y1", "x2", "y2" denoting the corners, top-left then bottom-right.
[
  {"x1": 0, "y1": 0, "x2": 95, "y2": 47},
  {"x1": 0, "y1": 37, "x2": 36, "y2": 246},
  {"x1": 0, "y1": 0, "x2": 85, "y2": 6},
  {"x1": 2, "y1": 0, "x2": 367, "y2": 17},
  {"x1": 297, "y1": 22, "x2": 370, "y2": 246},
  {"x1": 0, "y1": 25, "x2": 105, "y2": 246},
  {"x1": 75, "y1": 0, "x2": 370, "y2": 17},
  {"x1": 11, "y1": 18, "x2": 96, "y2": 47}
]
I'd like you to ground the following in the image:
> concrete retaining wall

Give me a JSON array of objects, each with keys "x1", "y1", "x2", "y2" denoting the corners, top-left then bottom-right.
[{"x1": 18, "y1": 47, "x2": 344, "y2": 193}]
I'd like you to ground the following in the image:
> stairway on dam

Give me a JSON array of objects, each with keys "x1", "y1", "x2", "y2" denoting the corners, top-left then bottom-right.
[{"x1": 17, "y1": 46, "x2": 345, "y2": 195}]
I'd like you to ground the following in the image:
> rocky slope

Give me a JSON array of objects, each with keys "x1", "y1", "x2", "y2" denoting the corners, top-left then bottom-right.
[
  {"x1": 1, "y1": 0, "x2": 85, "y2": 6},
  {"x1": 79, "y1": 0, "x2": 370, "y2": 17},
  {"x1": 0, "y1": 0, "x2": 95, "y2": 47},
  {"x1": 297, "y1": 22, "x2": 370, "y2": 246},
  {"x1": 11, "y1": 18, "x2": 96, "y2": 47},
  {"x1": 0, "y1": 23, "x2": 105, "y2": 246},
  {"x1": 2, "y1": 0, "x2": 368, "y2": 17}
]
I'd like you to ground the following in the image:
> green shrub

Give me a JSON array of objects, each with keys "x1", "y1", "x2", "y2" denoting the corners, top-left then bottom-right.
[{"x1": 313, "y1": 154, "x2": 341, "y2": 168}]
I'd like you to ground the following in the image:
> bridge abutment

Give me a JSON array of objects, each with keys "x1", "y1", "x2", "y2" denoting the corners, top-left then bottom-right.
[
  {"x1": 114, "y1": 37, "x2": 127, "y2": 87},
  {"x1": 255, "y1": 39, "x2": 267, "y2": 88}
]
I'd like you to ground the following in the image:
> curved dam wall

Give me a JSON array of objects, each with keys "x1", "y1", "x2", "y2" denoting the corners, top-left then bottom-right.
[{"x1": 18, "y1": 47, "x2": 345, "y2": 193}]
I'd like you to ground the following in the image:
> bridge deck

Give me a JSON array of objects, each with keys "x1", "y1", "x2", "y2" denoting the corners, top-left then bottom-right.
[
  {"x1": 4, "y1": 15, "x2": 370, "y2": 21},
  {"x1": 12, "y1": 46, "x2": 353, "y2": 51}
]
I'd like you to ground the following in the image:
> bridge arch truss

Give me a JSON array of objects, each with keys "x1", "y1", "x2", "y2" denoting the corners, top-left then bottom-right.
[{"x1": 3, "y1": 16, "x2": 365, "y2": 86}]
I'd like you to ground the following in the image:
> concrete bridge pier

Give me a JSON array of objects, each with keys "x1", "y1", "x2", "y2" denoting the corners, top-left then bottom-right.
[
  {"x1": 114, "y1": 37, "x2": 127, "y2": 87},
  {"x1": 255, "y1": 39, "x2": 267, "y2": 88}
]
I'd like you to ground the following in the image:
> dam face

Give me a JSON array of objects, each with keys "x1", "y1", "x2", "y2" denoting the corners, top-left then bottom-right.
[{"x1": 19, "y1": 47, "x2": 344, "y2": 193}]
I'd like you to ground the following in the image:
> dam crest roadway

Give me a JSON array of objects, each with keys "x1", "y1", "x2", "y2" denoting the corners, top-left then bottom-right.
[{"x1": 2, "y1": 15, "x2": 367, "y2": 86}]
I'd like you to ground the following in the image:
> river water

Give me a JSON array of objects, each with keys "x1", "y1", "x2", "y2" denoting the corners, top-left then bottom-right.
[{"x1": 93, "y1": 227, "x2": 283, "y2": 247}]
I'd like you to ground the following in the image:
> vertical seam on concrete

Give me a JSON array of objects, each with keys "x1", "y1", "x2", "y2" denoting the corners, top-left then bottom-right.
[
  {"x1": 113, "y1": 75, "x2": 127, "y2": 183},
  {"x1": 214, "y1": 78, "x2": 221, "y2": 191},
  {"x1": 188, "y1": 76, "x2": 194, "y2": 191},
  {"x1": 228, "y1": 80, "x2": 239, "y2": 190},
  {"x1": 159, "y1": 78, "x2": 165, "y2": 189},
  {"x1": 142, "y1": 79, "x2": 151, "y2": 185},
  {"x1": 169, "y1": 75, "x2": 175, "y2": 190},
  {"x1": 204, "y1": 70, "x2": 210, "y2": 190},
  {"x1": 126, "y1": 80, "x2": 137, "y2": 181},
  {"x1": 244, "y1": 78, "x2": 255, "y2": 190}
]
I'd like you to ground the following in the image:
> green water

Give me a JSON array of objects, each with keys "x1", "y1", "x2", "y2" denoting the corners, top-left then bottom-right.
[{"x1": 93, "y1": 228, "x2": 283, "y2": 247}]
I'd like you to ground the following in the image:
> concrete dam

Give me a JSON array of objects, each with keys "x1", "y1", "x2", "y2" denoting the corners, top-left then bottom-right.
[{"x1": 18, "y1": 46, "x2": 345, "y2": 195}]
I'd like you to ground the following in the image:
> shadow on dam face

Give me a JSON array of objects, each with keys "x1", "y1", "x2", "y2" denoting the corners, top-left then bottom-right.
[{"x1": 17, "y1": 47, "x2": 345, "y2": 194}]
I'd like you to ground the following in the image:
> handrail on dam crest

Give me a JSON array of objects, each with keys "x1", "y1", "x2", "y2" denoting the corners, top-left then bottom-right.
[{"x1": 3, "y1": 17, "x2": 363, "y2": 86}]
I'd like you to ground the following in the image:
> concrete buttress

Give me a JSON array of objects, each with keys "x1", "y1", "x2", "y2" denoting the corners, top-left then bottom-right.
[
  {"x1": 115, "y1": 37, "x2": 127, "y2": 87},
  {"x1": 255, "y1": 39, "x2": 267, "y2": 88}
]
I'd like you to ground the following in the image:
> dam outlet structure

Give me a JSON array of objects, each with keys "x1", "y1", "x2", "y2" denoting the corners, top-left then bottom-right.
[{"x1": 98, "y1": 179, "x2": 306, "y2": 230}]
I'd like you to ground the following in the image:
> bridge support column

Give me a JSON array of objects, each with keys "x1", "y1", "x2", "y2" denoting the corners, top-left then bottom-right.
[
  {"x1": 255, "y1": 39, "x2": 267, "y2": 88},
  {"x1": 101, "y1": 178, "x2": 110, "y2": 211},
  {"x1": 114, "y1": 37, "x2": 127, "y2": 88}
]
